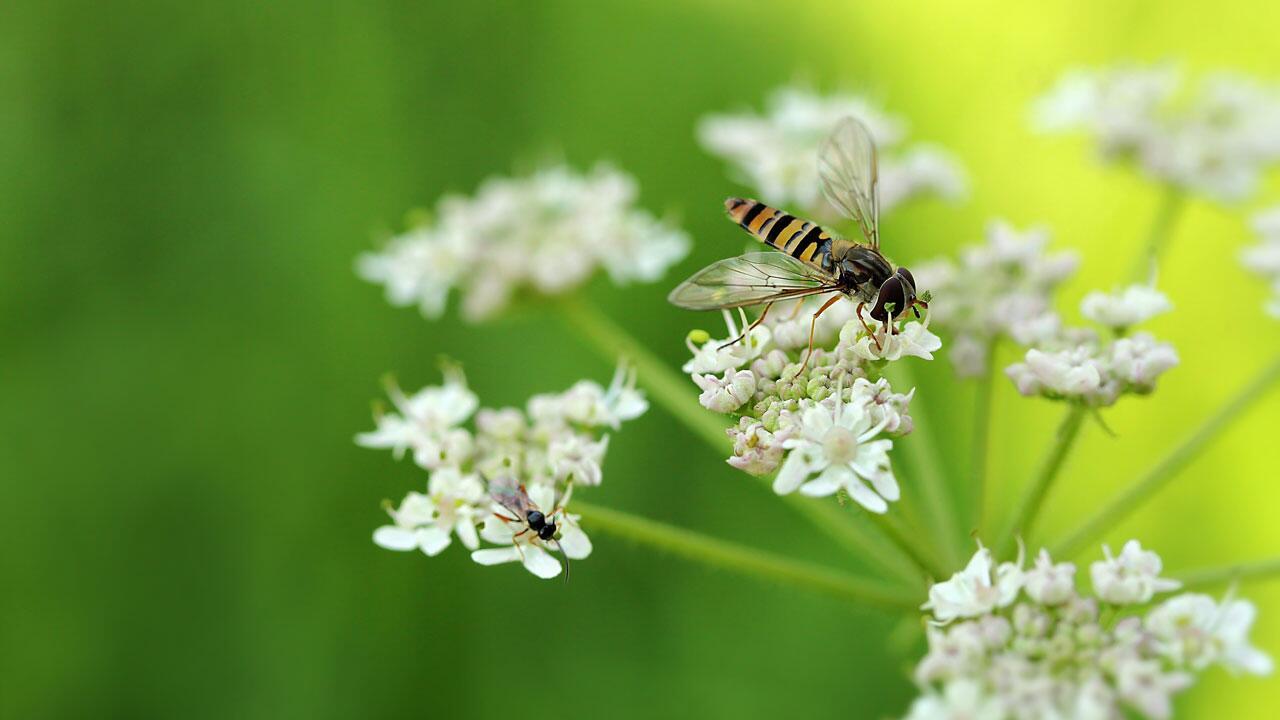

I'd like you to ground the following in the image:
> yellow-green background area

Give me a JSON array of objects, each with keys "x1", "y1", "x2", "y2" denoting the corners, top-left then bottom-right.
[{"x1": 3, "y1": 0, "x2": 1278, "y2": 717}]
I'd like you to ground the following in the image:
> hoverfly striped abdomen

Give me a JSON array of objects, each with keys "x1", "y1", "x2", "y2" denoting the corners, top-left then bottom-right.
[{"x1": 725, "y1": 198, "x2": 837, "y2": 273}]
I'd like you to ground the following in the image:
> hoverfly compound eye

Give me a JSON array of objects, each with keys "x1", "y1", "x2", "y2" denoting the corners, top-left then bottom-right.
[
  {"x1": 538, "y1": 522, "x2": 557, "y2": 541},
  {"x1": 870, "y1": 276, "x2": 905, "y2": 322},
  {"x1": 896, "y1": 267, "x2": 916, "y2": 292},
  {"x1": 526, "y1": 510, "x2": 545, "y2": 530}
]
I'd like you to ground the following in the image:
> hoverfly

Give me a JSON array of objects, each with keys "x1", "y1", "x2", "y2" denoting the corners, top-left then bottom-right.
[
  {"x1": 668, "y1": 116, "x2": 925, "y2": 367},
  {"x1": 489, "y1": 475, "x2": 573, "y2": 580}
]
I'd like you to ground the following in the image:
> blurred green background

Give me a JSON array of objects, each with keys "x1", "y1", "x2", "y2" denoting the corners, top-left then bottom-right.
[{"x1": 3, "y1": 0, "x2": 1279, "y2": 717}]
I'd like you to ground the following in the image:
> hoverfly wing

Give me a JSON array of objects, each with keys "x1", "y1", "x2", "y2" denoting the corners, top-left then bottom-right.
[
  {"x1": 667, "y1": 252, "x2": 842, "y2": 311},
  {"x1": 488, "y1": 475, "x2": 535, "y2": 518},
  {"x1": 818, "y1": 116, "x2": 880, "y2": 249}
]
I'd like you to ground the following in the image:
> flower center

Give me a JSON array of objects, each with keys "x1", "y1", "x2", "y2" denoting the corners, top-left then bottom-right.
[{"x1": 822, "y1": 426, "x2": 860, "y2": 465}]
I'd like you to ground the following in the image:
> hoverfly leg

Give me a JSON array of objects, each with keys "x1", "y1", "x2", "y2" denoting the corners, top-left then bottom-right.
[
  {"x1": 799, "y1": 294, "x2": 844, "y2": 373},
  {"x1": 716, "y1": 302, "x2": 773, "y2": 351},
  {"x1": 855, "y1": 303, "x2": 882, "y2": 352}
]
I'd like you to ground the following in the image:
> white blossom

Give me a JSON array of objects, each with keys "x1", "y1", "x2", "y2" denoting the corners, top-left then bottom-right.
[
  {"x1": 698, "y1": 86, "x2": 965, "y2": 219},
  {"x1": 774, "y1": 398, "x2": 898, "y2": 512},
  {"x1": 693, "y1": 369, "x2": 757, "y2": 413},
  {"x1": 1034, "y1": 64, "x2": 1280, "y2": 201},
  {"x1": 915, "y1": 221, "x2": 1078, "y2": 377},
  {"x1": 1022, "y1": 549, "x2": 1076, "y2": 605},
  {"x1": 1004, "y1": 280, "x2": 1178, "y2": 406},
  {"x1": 361, "y1": 364, "x2": 643, "y2": 579},
  {"x1": 355, "y1": 369, "x2": 479, "y2": 468},
  {"x1": 1080, "y1": 284, "x2": 1173, "y2": 330},
  {"x1": 1146, "y1": 593, "x2": 1274, "y2": 675},
  {"x1": 682, "y1": 294, "x2": 926, "y2": 511},
  {"x1": 922, "y1": 543, "x2": 1024, "y2": 623},
  {"x1": 682, "y1": 311, "x2": 771, "y2": 374},
  {"x1": 359, "y1": 164, "x2": 689, "y2": 321},
  {"x1": 1242, "y1": 206, "x2": 1280, "y2": 317},
  {"x1": 904, "y1": 542, "x2": 1270, "y2": 720},
  {"x1": 1090, "y1": 540, "x2": 1182, "y2": 605}
]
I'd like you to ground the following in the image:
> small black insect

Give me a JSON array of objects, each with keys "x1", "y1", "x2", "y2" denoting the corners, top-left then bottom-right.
[{"x1": 488, "y1": 475, "x2": 572, "y2": 580}]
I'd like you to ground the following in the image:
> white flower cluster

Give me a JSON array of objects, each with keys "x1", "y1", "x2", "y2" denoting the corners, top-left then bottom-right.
[
  {"x1": 358, "y1": 365, "x2": 646, "y2": 579},
  {"x1": 905, "y1": 541, "x2": 1272, "y2": 720},
  {"x1": 684, "y1": 300, "x2": 939, "y2": 513},
  {"x1": 698, "y1": 87, "x2": 965, "y2": 219},
  {"x1": 1005, "y1": 282, "x2": 1177, "y2": 406},
  {"x1": 1241, "y1": 207, "x2": 1280, "y2": 318},
  {"x1": 913, "y1": 221, "x2": 1080, "y2": 377},
  {"x1": 358, "y1": 164, "x2": 690, "y2": 321},
  {"x1": 1034, "y1": 64, "x2": 1280, "y2": 201}
]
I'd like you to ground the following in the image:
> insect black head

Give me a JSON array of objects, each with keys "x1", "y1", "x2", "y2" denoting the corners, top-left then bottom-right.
[
  {"x1": 870, "y1": 275, "x2": 906, "y2": 322},
  {"x1": 526, "y1": 509, "x2": 546, "y2": 531},
  {"x1": 538, "y1": 521, "x2": 557, "y2": 541}
]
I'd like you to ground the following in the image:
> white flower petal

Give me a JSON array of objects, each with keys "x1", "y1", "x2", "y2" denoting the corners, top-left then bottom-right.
[{"x1": 373, "y1": 526, "x2": 418, "y2": 551}]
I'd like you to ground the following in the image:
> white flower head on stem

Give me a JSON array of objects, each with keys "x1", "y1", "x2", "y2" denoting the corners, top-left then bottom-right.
[
  {"x1": 904, "y1": 541, "x2": 1269, "y2": 719},
  {"x1": 915, "y1": 221, "x2": 1078, "y2": 377},
  {"x1": 922, "y1": 541, "x2": 1024, "y2": 623},
  {"x1": 363, "y1": 364, "x2": 639, "y2": 579},
  {"x1": 360, "y1": 164, "x2": 690, "y2": 322},
  {"x1": 1080, "y1": 283, "x2": 1173, "y2": 330},
  {"x1": 1034, "y1": 64, "x2": 1280, "y2": 201},
  {"x1": 1090, "y1": 540, "x2": 1182, "y2": 605},
  {"x1": 774, "y1": 396, "x2": 898, "y2": 512}
]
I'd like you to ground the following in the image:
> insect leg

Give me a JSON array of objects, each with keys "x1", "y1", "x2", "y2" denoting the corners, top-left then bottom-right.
[
  {"x1": 716, "y1": 303, "x2": 773, "y2": 351},
  {"x1": 493, "y1": 512, "x2": 521, "y2": 523},
  {"x1": 856, "y1": 303, "x2": 882, "y2": 351},
  {"x1": 799, "y1": 294, "x2": 844, "y2": 373}
]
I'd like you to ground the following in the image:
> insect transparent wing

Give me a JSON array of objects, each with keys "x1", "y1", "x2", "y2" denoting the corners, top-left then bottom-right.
[
  {"x1": 818, "y1": 116, "x2": 880, "y2": 249},
  {"x1": 488, "y1": 475, "x2": 534, "y2": 518},
  {"x1": 667, "y1": 252, "x2": 841, "y2": 310}
]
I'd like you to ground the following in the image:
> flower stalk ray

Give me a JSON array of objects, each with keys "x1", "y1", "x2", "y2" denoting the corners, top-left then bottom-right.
[
  {"x1": 1053, "y1": 355, "x2": 1280, "y2": 559},
  {"x1": 572, "y1": 501, "x2": 920, "y2": 610},
  {"x1": 997, "y1": 403, "x2": 1088, "y2": 559}
]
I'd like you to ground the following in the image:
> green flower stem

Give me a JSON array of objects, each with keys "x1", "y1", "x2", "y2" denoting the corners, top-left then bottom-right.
[
  {"x1": 884, "y1": 363, "x2": 964, "y2": 569},
  {"x1": 971, "y1": 342, "x2": 997, "y2": 538},
  {"x1": 558, "y1": 297, "x2": 921, "y2": 584},
  {"x1": 866, "y1": 508, "x2": 948, "y2": 581},
  {"x1": 1053, "y1": 356, "x2": 1280, "y2": 559},
  {"x1": 996, "y1": 403, "x2": 1088, "y2": 559},
  {"x1": 572, "y1": 501, "x2": 920, "y2": 611},
  {"x1": 1174, "y1": 557, "x2": 1280, "y2": 590},
  {"x1": 1130, "y1": 185, "x2": 1186, "y2": 282}
]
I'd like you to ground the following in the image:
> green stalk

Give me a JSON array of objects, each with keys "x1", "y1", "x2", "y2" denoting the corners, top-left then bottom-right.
[
  {"x1": 996, "y1": 403, "x2": 1087, "y2": 559},
  {"x1": 559, "y1": 297, "x2": 921, "y2": 584},
  {"x1": 1129, "y1": 185, "x2": 1186, "y2": 282},
  {"x1": 1175, "y1": 557, "x2": 1280, "y2": 590},
  {"x1": 573, "y1": 501, "x2": 920, "y2": 610},
  {"x1": 1053, "y1": 356, "x2": 1280, "y2": 558},
  {"x1": 867, "y1": 509, "x2": 948, "y2": 581},
  {"x1": 971, "y1": 342, "x2": 997, "y2": 538},
  {"x1": 884, "y1": 362, "x2": 964, "y2": 569}
]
